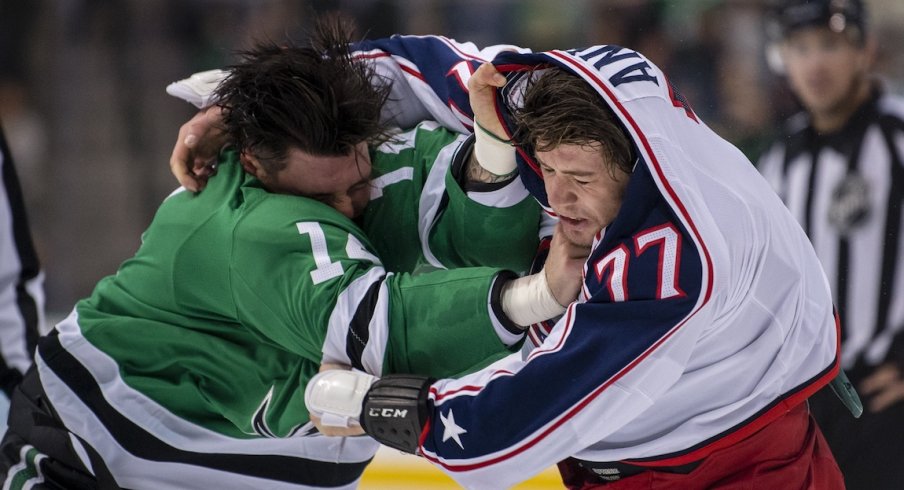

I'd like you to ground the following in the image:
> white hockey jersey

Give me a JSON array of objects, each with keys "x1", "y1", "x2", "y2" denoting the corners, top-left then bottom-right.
[{"x1": 352, "y1": 37, "x2": 841, "y2": 488}]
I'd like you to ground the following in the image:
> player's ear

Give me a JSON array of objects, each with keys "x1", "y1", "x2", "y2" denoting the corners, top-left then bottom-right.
[{"x1": 239, "y1": 151, "x2": 263, "y2": 177}]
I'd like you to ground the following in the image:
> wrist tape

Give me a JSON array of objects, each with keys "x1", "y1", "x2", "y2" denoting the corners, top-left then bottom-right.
[
  {"x1": 473, "y1": 118, "x2": 517, "y2": 176},
  {"x1": 501, "y1": 271, "x2": 567, "y2": 327}
]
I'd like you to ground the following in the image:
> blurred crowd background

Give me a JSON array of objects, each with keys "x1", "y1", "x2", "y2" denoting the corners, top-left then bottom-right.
[{"x1": 2, "y1": 0, "x2": 903, "y2": 317}]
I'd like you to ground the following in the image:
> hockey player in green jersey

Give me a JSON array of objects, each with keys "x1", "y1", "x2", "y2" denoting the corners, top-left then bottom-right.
[{"x1": 0, "y1": 23, "x2": 585, "y2": 489}]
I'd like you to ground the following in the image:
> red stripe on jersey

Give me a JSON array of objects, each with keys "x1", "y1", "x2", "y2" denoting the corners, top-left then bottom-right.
[
  {"x1": 493, "y1": 63, "x2": 543, "y2": 73},
  {"x1": 352, "y1": 51, "x2": 427, "y2": 83},
  {"x1": 425, "y1": 305, "x2": 708, "y2": 473},
  {"x1": 418, "y1": 417, "x2": 432, "y2": 452},
  {"x1": 546, "y1": 50, "x2": 715, "y2": 306},
  {"x1": 525, "y1": 305, "x2": 575, "y2": 362},
  {"x1": 447, "y1": 98, "x2": 474, "y2": 129},
  {"x1": 437, "y1": 37, "x2": 490, "y2": 63},
  {"x1": 399, "y1": 64, "x2": 426, "y2": 82},
  {"x1": 624, "y1": 311, "x2": 842, "y2": 468},
  {"x1": 352, "y1": 52, "x2": 390, "y2": 60},
  {"x1": 445, "y1": 61, "x2": 474, "y2": 93},
  {"x1": 424, "y1": 51, "x2": 721, "y2": 473},
  {"x1": 429, "y1": 370, "x2": 516, "y2": 402}
]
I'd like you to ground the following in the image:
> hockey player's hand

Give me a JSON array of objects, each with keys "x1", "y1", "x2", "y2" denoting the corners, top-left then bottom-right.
[
  {"x1": 859, "y1": 362, "x2": 904, "y2": 412},
  {"x1": 468, "y1": 62, "x2": 508, "y2": 140},
  {"x1": 544, "y1": 223, "x2": 591, "y2": 306},
  {"x1": 305, "y1": 364, "x2": 372, "y2": 437},
  {"x1": 466, "y1": 62, "x2": 518, "y2": 179},
  {"x1": 169, "y1": 105, "x2": 228, "y2": 192}
]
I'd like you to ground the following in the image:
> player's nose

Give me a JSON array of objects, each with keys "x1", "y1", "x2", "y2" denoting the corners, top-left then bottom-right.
[{"x1": 545, "y1": 175, "x2": 575, "y2": 208}]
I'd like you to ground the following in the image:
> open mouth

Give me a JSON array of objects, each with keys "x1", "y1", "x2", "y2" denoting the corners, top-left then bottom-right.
[{"x1": 559, "y1": 215, "x2": 585, "y2": 226}]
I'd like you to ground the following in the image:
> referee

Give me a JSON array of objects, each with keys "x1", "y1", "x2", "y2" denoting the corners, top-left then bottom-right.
[
  {"x1": 0, "y1": 121, "x2": 42, "y2": 415},
  {"x1": 758, "y1": 1, "x2": 904, "y2": 488}
]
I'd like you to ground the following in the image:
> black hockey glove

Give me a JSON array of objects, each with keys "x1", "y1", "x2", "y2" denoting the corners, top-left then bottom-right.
[{"x1": 360, "y1": 374, "x2": 434, "y2": 454}]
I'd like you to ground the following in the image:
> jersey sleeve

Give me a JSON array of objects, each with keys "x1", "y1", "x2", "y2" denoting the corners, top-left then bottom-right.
[
  {"x1": 366, "y1": 122, "x2": 540, "y2": 275},
  {"x1": 229, "y1": 197, "x2": 519, "y2": 380},
  {"x1": 420, "y1": 294, "x2": 704, "y2": 485},
  {"x1": 407, "y1": 169, "x2": 708, "y2": 488},
  {"x1": 351, "y1": 36, "x2": 531, "y2": 133},
  {"x1": 430, "y1": 137, "x2": 538, "y2": 275}
]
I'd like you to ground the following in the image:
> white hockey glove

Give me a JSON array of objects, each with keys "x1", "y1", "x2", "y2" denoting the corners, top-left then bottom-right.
[
  {"x1": 304, "y1": 370, "x2": 376, "y2": 429},
  {"x1": 165, "y1": 69, "x2": 228, "y2": 109}
]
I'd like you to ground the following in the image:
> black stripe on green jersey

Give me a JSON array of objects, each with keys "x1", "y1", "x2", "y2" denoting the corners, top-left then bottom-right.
[
  {"x1": 39, "y1": 335, "x2": 370, "y2": 487},
  {"x1": 347, "y1": 275, "x2": 384, "y2": 371},
  {"x1": 251, "y1": 388, "x2": 285, "y2": 438}
]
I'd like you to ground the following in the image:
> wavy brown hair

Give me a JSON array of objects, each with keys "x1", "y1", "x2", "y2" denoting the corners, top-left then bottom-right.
[
  {"x1": 214, "y1": 18, "x2": 391, "y2": 175},
  {"x1": 513, "y1": 68, "x2": 634, "y2": 175}
]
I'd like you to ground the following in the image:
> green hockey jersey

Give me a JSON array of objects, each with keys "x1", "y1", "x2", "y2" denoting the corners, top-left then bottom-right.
[{"x1": 32, "y1": 123, "x2": 539, "y2": 488}]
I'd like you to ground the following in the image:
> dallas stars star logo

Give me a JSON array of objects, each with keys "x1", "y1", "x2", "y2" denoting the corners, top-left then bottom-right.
[
  {"x1": 250, "y1": 386, "x2": 303, "y2": 437},
  {"x1": 440, "y1": 409, "x2": 467, "y2": 449}
]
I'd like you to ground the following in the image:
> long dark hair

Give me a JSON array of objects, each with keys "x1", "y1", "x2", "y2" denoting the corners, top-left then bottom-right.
[{"x1": 215, "y1": 17, "x2": 391, "y2": 174}]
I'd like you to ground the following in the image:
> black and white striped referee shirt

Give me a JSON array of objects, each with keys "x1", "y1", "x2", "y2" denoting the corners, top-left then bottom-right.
[
  {"x1": 758, "y1": 87, "x2": 904, "y2": 371},
  {"x1": 0, "y1": 123, "x2": 41, "y2": 396}
]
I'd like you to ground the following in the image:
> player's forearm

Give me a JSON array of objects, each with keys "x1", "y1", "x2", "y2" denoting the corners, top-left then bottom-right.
[
  {"x1": 467, "y1": 61, "x2": 518, "y2": 182},
  {"x1": 381, "y1": 268, "x2": 523, "y2": 378},
  {"x1": 465, "y1": 151, "x2": 517, "y2": 185}
]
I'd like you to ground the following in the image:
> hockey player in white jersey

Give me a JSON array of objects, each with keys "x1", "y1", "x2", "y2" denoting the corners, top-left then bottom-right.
[{"x1": 307, "y1": 36, "x2": 847, "y2": 489}]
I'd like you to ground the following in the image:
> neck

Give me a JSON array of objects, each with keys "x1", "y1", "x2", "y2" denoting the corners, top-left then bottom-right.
[{"x1": 811, "y1": 78, "x2": 873, "y2": 133}]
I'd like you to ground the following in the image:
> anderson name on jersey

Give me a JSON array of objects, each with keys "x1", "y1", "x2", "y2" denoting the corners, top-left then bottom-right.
[{"x1": 348, "y1": 36, "x2": 841, "y2": 488}]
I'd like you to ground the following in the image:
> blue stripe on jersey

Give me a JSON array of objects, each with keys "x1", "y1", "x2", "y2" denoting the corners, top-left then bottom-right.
[
  {"x1": 353, "y1": 36, "x2": 482, "y2": 128},
  {"x1": 585, "y1": 162, "x2": 702, "y2": 303},
  {"x1": 421, "y1": 165, "x2": 701, "y2": 460}
]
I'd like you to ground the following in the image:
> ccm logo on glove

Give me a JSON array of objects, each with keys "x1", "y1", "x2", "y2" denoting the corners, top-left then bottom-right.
[{"x1": 369, "y1": 408, "x2": 409, "y2": 418}]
